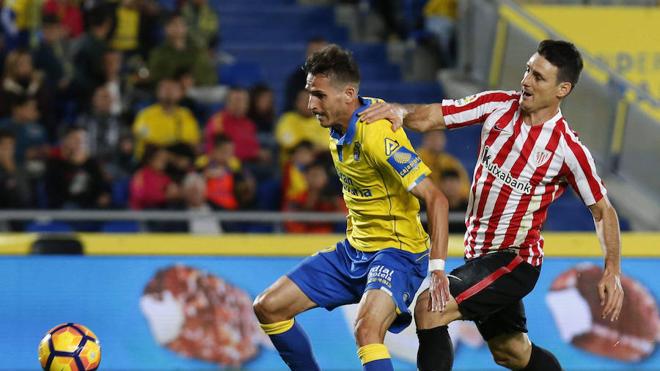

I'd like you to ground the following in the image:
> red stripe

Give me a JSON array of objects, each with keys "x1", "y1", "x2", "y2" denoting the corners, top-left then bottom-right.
[
  {"x1": 561, "y1": 121, "x2": 605, "y2": 203},
  {"x1": 442, "y1": 92, "x2": 517, "y2": 117},
  {"x1": 455, "y1": 255, "x2": 525, "y2": 304}
]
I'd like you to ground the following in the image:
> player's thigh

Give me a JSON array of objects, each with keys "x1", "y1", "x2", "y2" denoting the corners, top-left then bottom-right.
[
  {"x1": 414, "y1": 288, "x2": 462, "y2": 330},
  {"x1": 354, "y1": 288, "x2": 398, "y2": 344},
  {"x1": 254, "y1": 275, "x2": 317, "y2": 322}
]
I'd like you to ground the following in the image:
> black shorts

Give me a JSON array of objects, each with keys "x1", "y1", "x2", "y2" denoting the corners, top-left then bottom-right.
[{"x1": 448, "y1": 251, "x2": 540, "y2": 341}]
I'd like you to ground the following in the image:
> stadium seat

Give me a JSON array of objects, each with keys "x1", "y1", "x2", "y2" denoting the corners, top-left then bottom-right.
[
  {"x1": 218, "y1": 61, "x2": 265, "y2": 88},
  {"x1": 25, "y1": 221, "x2": 74, "y2": 233},
  {"x1": 101, "y1": 221, "x2": 141, "y2": 233}
]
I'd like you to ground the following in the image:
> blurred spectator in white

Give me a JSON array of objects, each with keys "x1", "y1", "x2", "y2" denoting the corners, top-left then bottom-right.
[
  {"x1": 418, "y1": 130, "x2": 470, "y2": 200},
  {"x1": 424, "y1": 0, "x2": 457, "y2": 67},
  {"x1": 45, "y1": 126, "x2": 111, "y2": 209},
  {"x1": 0, "y1": 96, "x2": 48, "y2": 170},
  {"x1": 180, "y1": 0, "x2": 219, "y2": 49},
  {"x1": 275, "y1": 89, "x2": 328, "y2": 164},
  {"x1": 132, "y1": 78, "x2": 200, "y2": 159},
  {"x1": 130, "y1": 144, "x2": 180, "y2": 209},
  {"x1": 205, "y1": 87, "x2": 260, "y2": 162},
  {"x1": 102, "y1": 50, "x2": 124, "y2": 116},
  {"x1": 148, "y1": 12, "x2": 217, "y2": 86},
  {"x1": 283, "y1": 37, "x2": 326, "y2": 111},
  {"x1": 181, "y1": 172, "x2": 221, "y2": 234},
  {"x1": 0, "y1": 128, "x2": 31, "y2": 208}
]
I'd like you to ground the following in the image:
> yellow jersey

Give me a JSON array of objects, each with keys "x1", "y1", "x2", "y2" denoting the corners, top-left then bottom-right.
[
  {"x1": 330, "y1": 97, "x2": 431, "y2": 253},
  {"x1": 132, "y1": 104, "x2": 200, "y2": 159}
]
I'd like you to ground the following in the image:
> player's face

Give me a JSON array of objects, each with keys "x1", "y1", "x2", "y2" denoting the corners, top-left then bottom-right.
[
  {"x1": 306, "y1": 73, "x2": 348, "y2": 128},
  {"x1": 519, "y1": 53, "x2": 571, "y2": 114}
]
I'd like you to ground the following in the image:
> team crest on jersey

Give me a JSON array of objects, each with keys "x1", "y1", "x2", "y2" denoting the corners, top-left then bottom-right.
[
  {"x1": 353, "y1": 142, "x2": 361, "y2": 161},
  {"x1": 455, "y1": 94, "x2": 478, "y2": 106},
  {"x1": 534, "y1": 150, "x2": 552, "y2": 166},
  {"x1": 384, "y1": 138, "x2": 400, "y2": 156}
]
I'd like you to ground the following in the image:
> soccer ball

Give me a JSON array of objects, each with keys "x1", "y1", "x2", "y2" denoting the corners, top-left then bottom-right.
[{"x1": 38, "y1": 323, "x2": 101, "y2": 371}]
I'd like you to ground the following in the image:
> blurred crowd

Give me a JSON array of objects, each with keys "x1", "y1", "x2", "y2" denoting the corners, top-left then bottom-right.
[{"x1": 0, "y1": 0, "x2": 468, "y2": 233}]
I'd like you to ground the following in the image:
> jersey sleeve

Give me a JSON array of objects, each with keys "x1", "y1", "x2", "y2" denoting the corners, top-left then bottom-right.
[
  {"x1": 363, "y1": 120, "x2": 431, "y2": 191},
  {"x1": 562, "y1": 131, "x2": 607, "y2": 206},
  {"x1": 441, "y1": 90, "x2": 518, "y2": 129}
]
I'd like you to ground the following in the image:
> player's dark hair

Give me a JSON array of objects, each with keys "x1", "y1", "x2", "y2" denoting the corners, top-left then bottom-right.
[
  {"x1": 304, "y1": 44, "x2": 360, "y2": 86},
  {"x1": 537, "y1": 40, "x2": 583, "y2": 91}
]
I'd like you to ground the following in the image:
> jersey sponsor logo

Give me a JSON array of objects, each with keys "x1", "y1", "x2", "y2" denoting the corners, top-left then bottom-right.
[
  {"x1": 367, "y1": 265, "x2": 394, "y2": 289},
  {"x1": 534, "y1": 149, "x2": 551, "y2": 166},
  {"x1": 384, "y1": 138, "x2": 400, "y2": 156},
  {"x1": 481, "y1": 146, "x2": 532, "y2": 194},
  {"x1": 337, "y1": 170, "x2": 372, "y2": 197},
  {"x1": 387, "y1": 147, "x2": 422, "y2": 178}
]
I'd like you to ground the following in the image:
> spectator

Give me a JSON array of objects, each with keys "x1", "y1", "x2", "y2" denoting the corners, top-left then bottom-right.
[
  {"x1": 284, "y1": 160, "x2": 342, "y2": 234},
  {"x1": 181, "y1": 172, "x2": 221, "y2": 234},
  {"x1": 44, "y1": 126, "x2": 111, "y2": 209},
  {"x1": 0, "y1": 129, "x2": 31, "y2": 208},
  {"x1": 275, "y1": 89, "x2": 328, "y2": 164},
  {"x1": 129, "y1": 144, "x2": 180, "y2": 209},
  {"x1": 32, "y1": 14, "x2": 70, "y2": 90},
  {"x1": 0, "y1": 49, "x2": 55, "y2": 139},
  {"x1": 439, "y1": 169, "x2": 468, "y2": 233},
  {"x1": 43, "y1": 0, "x2": 84, "y2": 39},
  {"x1": 204, "y1": 134, "x2": 240, "y2": 211},
  {"x1": 102, "y1": 50, "x2": 124, "y2": 116},
  {"x1": 110, "y1": 0, "x2": 141, "y2": 53},
  {"x1": 424, "y1": 0, "x2": 457, "y2": 67},
  {"x1": 132, "y1": 78, "x2": 200, "y2": 159},
  {"x1": 205, "y1": 87, "x2": 260, "y2": 162},
  {"x1": 418, "y1": 130, "x2": 470, "y2": 199},
  {"x1": 248, "y1": 83, "x2": 275, "y2": 135},
  {"x1": 71, "y1": 7, "x2": 112, "y2": 108},
  {"x1": 147, "y1": 12, "x2": 217, "y2": 86},
  {"x1": 0, "y1": 96, "x2": 48, "y2": 167},
  {"x1": 165, "y1": 141, "x2": 196, "y2": 184},
  {"x1": 283, "y1": 37, "x2": 327, "y2": 111},
  {"x1": 281, "y1": 140, "x2": 315, "y2": 207},
  {"x1": 180, "y1": 0, "x2": 219, "y2": 49},
  {"x1": 76, "y1": 85, "x2": 130, "y2": 178}
]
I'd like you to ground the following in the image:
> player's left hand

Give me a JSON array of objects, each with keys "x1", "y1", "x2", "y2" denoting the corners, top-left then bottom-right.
[
  {"x1": 359, "y1": 102, "x2": 407, "y2": 131},
  {"x1": 598, "y1": 267, "x2": 624, "y2": 322},
  {"x1": 428, "y1": 270, "x2": 451, "y2": 312}
]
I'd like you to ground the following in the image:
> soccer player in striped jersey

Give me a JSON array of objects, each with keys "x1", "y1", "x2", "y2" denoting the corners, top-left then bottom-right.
[
  {"x1": 253, "y1": 45, "x2": 450, "y2": 371},
  {"x1": 360, "y1": 40, "x2": 624, "y2": 371}
]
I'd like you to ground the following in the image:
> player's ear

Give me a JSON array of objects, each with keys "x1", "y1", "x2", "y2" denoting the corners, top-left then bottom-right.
[
  {"x1": 557, "y1": 81, "x2": 572, "y2": 99},
  {"x1": 344, "y1": 84, "x2": 357, "y2": 102}
]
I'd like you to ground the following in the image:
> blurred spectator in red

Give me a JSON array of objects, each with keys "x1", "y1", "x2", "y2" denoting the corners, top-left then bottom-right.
[
  {"x1": 181, "y1": 172, "x2": 221, "y2": 234},
  {"x1": 132, "y1": 78, "x2": 200, "y2": 159},
  {"x1": 275, "y1": 89, "x2": 328, "y2": 164},
  {"x1": 247, "y1": 83, "x2": 275, "y2": 135},
  {"x1": 283, "y1": 37, "x2": 326, "y2": 111},
  {"x1": 0, "y1": 48, "x2": 55, "y2": 139},
  {"x1": 32, "y1": 14, "x2": 71, "y2": 90},
  {"x1": 284, "y1": 160, "x2": 343, "y2": 234},
  {"x1": 43, "y1": 0, "x2": 84, "y2": 38},
  {"x1": 72, "y1": 7, "x2": 112, "y2": 108},
  {"x1": 204, "y1": 135, "x2": 240, "y2": 210},
  {"x1": 0, "y1": 96, "x2": 48, "y2": 168},
  {"x1": 281, "y1": 140, "x2": 314, "y2": 206},
  {"x1": 130, "y1": 144, "x2": 180, "y2": 209},
  {"x1": 76, "y1": 85, "x2": 131, "y2": 178},
  {"x1": 148, "y1": 12, "x2": 217, "y2": 87},
  {"x1": 110, "y1": 0, "x2": 140, "y2": 54},
  {"x1": 0, "y1": 129, "x2": 31, "y2": 208},
  {"x1": 418, "y1": 130, "x2": 470, "y2": 200},
  {"x1": 45, "y1": 126, "x2": 111, "y2": 209},
  {"x1": 180, "y1": 0, "x2": 218, "y2": 49},
  {"x1": 205, "y1": 87, "x2": 260, "y2": 162}
]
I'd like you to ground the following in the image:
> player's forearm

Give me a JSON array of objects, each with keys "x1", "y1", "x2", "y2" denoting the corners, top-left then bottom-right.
[
  {"x1": 401, "y1": 104, "x2": 446, "y2": 132},
  {"x1": 595, "y1": 204, "x2": 622, "y2": 273},
  {"x1": 426, "y1": 191, "x2": 450, "y2": 261}
]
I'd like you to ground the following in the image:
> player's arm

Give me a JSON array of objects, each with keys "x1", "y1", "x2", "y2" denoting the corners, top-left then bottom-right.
[
  {"x1": 410, "y1": 178, "x2": 451, "y2": 312},
  {"x1": 360, "y1": 103, "x2": 446, "y2": 132},
  {"x1": 588, "y1": 196, "x2": 624, "y2": 322}
]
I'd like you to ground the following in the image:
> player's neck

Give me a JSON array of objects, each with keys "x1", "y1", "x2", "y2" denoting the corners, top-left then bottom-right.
[
  {"x1": 521, "y1": 105, "x2": 560, "y2": 126},
  {"x1": 336, "y1": 99, "x2": 362, "y2": 133}
]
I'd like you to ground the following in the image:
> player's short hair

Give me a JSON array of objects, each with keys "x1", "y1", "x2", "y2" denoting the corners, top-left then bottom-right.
[
  {"x1": 537, "y1": 40, "x2": 583, "y2": 91},
  {"x1": 304, "y1": 44, "x2": 360, "y2": 87}
]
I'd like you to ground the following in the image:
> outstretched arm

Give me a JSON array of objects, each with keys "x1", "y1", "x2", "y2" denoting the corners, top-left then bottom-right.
[
  {"x1": 588, "y1": 196, "x2": 624, "y2": 322},
  {"x1": 360, "y1": 103, "x2": 446, "y2": 132},
  {"x1": 411, "y1": 178, "x2": 450, "y2": 312}
]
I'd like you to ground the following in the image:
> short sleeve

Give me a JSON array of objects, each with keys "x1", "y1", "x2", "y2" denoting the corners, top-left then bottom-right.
[
  {"x1": 441, "y1": 90, "x2": 518, "y2": 129},
  {"x1": 363, "y1": 120, "x2": 431, "y2": 191},
  {"x1": 562, "y1": 131, "x2": 607, "y2": 206}
]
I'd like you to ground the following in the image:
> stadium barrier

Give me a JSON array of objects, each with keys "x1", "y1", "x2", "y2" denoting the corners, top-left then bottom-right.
[{"x1": 1, "y1": 232, "x2": 659, "y2": 370}]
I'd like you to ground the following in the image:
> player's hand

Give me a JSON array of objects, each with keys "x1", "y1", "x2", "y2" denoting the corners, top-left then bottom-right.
[
  {"x1": 598, "y1": 267, "x2": 624, "y2": 322},
  {"x1": 428, "y1": 270, "x2": 450, "y2": 312},
  {"x1": 359, "y1": 102, "x2": 407, "y2": 131}
]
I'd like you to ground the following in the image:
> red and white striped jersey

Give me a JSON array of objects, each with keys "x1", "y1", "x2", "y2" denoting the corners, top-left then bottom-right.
[{"x1": 441, "y1": 90, "x2": 607, "y2": 266}]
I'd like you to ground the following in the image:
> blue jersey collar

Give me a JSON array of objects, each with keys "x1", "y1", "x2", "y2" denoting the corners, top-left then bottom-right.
[{"x1": 330, "y1": 96, "x2": 372, "y2": 146}]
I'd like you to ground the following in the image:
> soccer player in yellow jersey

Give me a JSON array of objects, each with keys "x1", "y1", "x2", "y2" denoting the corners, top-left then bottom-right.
[{"x1": 253, "y1": 45, "x2": 451, "y2": 371}]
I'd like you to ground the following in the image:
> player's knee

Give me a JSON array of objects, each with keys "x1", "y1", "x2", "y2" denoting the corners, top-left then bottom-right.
[
  {"x1": 353, "y1": 316, "x2": 385, "y2": 346},
  {"x1": 489, "y1": 335, "x2": 531, "y2": 369},
  {"x1": 253, "y1": 291, "x2": 279, "y2": 323},
  {"x1": 414, "y1": 293, "x2": 451, "y2": 330}
]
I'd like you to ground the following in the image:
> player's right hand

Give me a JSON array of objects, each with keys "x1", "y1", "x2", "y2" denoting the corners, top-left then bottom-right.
[
  {"x1": 359, "y1": 102, "x2": 407, "y2": 131},
  {"x1": 428, "y1": 270, "x2": 450, "y2": 312}
]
